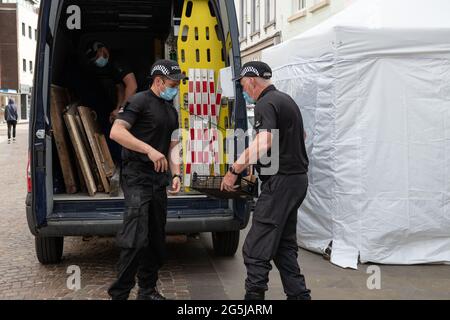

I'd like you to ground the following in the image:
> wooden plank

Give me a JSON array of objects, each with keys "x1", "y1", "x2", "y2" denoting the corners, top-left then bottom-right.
[
  {"x1": 96, "y1": 132, "x2": 115, "y2": 178},
  {"x1": 88, "y1": 108, "x2": 115, "y2": 178},
  {"x1": 63, "y1": 108, "x2": 97, "y2": 197},
  {"x1": 50, "y1": 85, "x2": 78, "y2": 194},
  {"x1": 73, "y1": 109, "x2": 105, "y2": 193},
  {"x1": 74, "y1": 155, "x2": 87, "y2": 193},
  {"x1": 78, "y1": 106, "x2": 111, "y2": 193}
]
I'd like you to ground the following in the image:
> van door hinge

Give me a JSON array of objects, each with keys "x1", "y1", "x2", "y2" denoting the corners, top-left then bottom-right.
[{"x1": 36, "y1": 129, "x2": 45, "y2": 139}]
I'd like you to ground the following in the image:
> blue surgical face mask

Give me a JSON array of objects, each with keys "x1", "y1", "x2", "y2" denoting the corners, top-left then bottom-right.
[
  {"x1": 160, "y1": 86, "x2": 179, "y2": 101},
  {"x1": 95, "y1": 56, "x2": 109, "y2": 68},
  {"x1": 243, "y1": 91, "x2": 256, "y2": 105}
]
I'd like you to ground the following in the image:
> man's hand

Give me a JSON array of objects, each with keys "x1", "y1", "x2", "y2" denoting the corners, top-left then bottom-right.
[
  {"x1": 168, "y1": 176, "x2": 181, "y2": 195},
  {"x1": 220, "y1": 172, "x2": 240, "y2": 192},
  {"x1": 147, "y1": 149, "x2": 168, "y2": 173}
]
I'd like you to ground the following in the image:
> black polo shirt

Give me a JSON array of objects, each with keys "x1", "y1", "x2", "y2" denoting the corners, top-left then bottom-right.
[
  {"x1": 117, "y1": 90, "x2": 179, "y2": 166},
  {"x1": 91, "y1": 55, "x2": 133, "y2": 111},
  {"x1": 254, "y1": 85, "x2": 309, "y2": 181}
]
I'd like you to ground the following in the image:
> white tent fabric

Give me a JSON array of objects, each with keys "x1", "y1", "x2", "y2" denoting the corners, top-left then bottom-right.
[{"x1": 262, "y1": 0, "x2": 450, "y2": 269}]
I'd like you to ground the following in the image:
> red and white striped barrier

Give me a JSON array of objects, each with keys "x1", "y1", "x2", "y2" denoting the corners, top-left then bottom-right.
[{"x1": 184, "y1": 68, "x2": 223, "y2": 186}]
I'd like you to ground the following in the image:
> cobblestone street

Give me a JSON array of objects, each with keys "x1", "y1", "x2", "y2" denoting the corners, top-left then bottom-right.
[
  {"x1": 0, "y1": 124, "x2": 449, "y2": 300},
  {"x1": 0, "y1": 124, "x2": 196, "y2": 300}
]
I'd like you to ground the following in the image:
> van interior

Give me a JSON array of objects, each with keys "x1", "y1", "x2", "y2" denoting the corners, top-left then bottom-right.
[{"x1": 49, "y1": 0, "x2": 230, "y2": 206}]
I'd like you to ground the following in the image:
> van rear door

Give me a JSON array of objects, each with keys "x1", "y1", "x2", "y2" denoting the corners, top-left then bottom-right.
[{"x1": 30, "y1": 0, "x2": 62, "y2": 229}]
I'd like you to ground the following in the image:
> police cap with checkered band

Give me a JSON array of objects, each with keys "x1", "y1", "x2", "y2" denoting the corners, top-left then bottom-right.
[
  {"x1": 150, "y1": 59, "x2": 188, "y2": 81},
  {"x1": 232, "y1": 61, "x2": 273, "y2": 82}
]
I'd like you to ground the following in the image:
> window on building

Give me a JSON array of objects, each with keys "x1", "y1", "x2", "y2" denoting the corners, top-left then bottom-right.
[
  {"x1": 22, "y1": 23, "x2": 25, "y2": 36},
  {"x1": 309, "y1": 0, "x2": 330, "y2": 13},
  {"x1": 239, "y1": 0, "x2": 248, "y2": 40},
  {"x1": 28, "y1": 26, "x2": 32, "y2": 39},
  {"x1": 251, "y1": 0, "x2": 260, "y2": 34},
  {"x1": 265, "y1": 0, "x2": 276, "y2": 25},
  {"x1": 293, "y1": 0, "x2": 307, "y2": 12},
  {"x1": 23, "y1": 59, "x2": 27, "y2": 72},
  {"x1": 29, "y1": 61, "x2": 33, "y2": 74}
]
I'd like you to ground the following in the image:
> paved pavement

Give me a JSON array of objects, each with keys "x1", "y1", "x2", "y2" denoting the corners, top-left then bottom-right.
[{"x1": 0, "y1": 123, "x2": 449, "y2": 300}]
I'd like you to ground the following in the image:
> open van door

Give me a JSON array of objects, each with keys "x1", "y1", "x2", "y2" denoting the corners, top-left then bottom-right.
[{"x1": 27, "y1": 0, "x2": 65, "y2": 264}]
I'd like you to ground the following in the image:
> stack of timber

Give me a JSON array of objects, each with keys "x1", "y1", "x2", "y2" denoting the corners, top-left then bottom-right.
[{"x1": 51, "y1": 85, "x2": 116, "y2": 197}]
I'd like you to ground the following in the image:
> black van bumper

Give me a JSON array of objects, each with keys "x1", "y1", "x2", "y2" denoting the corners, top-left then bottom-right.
[
  {"x1": 31, "y1": 216, "x2": 242, "y2": 237},
  {"x1": 27, "y1": 207, "x2": 244, "y2": 237},
  {"x1": 26, "y1": 194, "x2": 250, "y2": 237}
]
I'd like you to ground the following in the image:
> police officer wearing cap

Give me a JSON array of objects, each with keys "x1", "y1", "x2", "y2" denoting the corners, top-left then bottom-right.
[
  {"x1": 108, "y1": 59, "x2": 186, "y2": 300},
  {"x1": 84, "y1": 41, "x2": 138, "y2": 124},
  {"x1": 82, "y1": 41, "x2": 139, "y2": 195},
  {"x1": 221, "y1": 61, "x2": 311, "y2": 300}
]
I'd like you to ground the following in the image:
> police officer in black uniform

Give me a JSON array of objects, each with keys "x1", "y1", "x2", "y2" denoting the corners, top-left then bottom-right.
[
  {"x1": 107, "y1": 59, "x2": 186, "y2": 300},
  {"x1": 221, "y1": 61, "x2": 311, "y2": 300},
  {"x1": 84, "y1": 41, "x2": 138, "y2": 124},
  {"x1": 81, "y1": 41, "x2": 139, "y2": 195},
  {"x1": 83, "y1": 41, "x2": 138, "y2": 163}
]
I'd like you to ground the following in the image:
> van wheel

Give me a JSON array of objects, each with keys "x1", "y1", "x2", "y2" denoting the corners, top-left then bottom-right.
[
  {"x1": 212, "y1": 231, "x2": 240, "y2": 256},
  {"x1": 35, "y1": 236, "x2": 64, "y2": 265}
]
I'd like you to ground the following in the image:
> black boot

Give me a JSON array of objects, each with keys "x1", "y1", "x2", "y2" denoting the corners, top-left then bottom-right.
[
  {"x1": 137, "y1": 287, "x2": 167, "y2": 300},
  {"x1": 244, "y1": 291, "x2": 265, "y2": 300},
  {"x1": 287, "y1": 293, "x2": 311, "y2": 300}
]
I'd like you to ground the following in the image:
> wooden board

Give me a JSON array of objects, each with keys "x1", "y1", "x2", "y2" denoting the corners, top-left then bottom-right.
[
  {"x1": 73, "y1": 109, "x2": 104, "y2": 193},
  {"x1": 78, "y1": 106, "x2": 113, "y2": 193},
  {"x1": 74, "y1": 154, "x2": 87, "y2": 193},
  {"x1": 50, "y1": 85, "x2": 78, "y2": 194},
  {"x1": 63, "y1": 108, "x2": 97, "y2": 196},
  {"x1": 96, "y1": 132, "x2": 115, "y2": 177}
]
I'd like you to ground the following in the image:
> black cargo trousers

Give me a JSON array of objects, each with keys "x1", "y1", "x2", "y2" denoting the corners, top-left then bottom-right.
[
  {"x1": 7, "y1": 120, "x2": 17, "y2": 140},
  {"x1": 243, "y1": 173, "x2": 311, "y2": 300},
  {"x1": 108, "y1": 161, "x2": 169, "y2": 300}
]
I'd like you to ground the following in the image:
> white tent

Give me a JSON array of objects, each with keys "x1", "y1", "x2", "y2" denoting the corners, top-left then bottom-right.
[{"x1": 262, "y1": 0, "x2": 450, "y2": 269}]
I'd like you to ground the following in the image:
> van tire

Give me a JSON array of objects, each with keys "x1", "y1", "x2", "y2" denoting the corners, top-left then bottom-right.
[
  {"x1": 212, "y1": 231, "x2": 240, "y2": 256},
  {"x1": 35, "y1": 236, "x2": 64, "y2": 264}
]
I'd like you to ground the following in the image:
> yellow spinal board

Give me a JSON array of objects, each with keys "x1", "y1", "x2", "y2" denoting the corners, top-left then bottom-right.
[{"x1": 177, "y1": 0, "x2": 230, "y2": 190}]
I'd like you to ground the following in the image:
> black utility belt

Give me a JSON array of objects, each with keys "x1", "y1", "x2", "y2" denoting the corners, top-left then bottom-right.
[
  {"x1": 122, "y1": 160, "x2": 166, "y2": 175},
  {"x1": 122, "y1": 159, "x2": 152, "y2": 166},
  {"x1": 259, "y1": 172, "x2": 308, "y2": 181}
]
